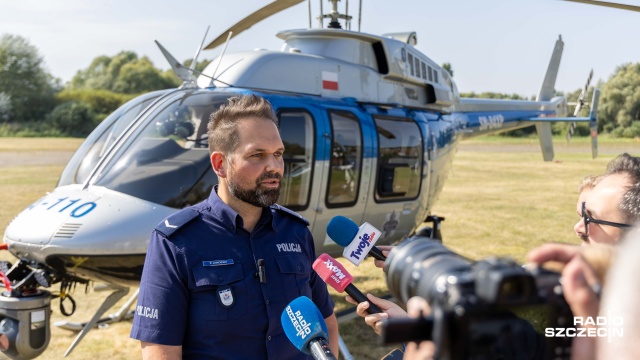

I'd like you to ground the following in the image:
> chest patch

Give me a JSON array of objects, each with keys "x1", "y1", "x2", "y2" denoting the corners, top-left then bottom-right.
[
  {"x1": 217, "y1": 286, "x2": 234, "y2": 308},
  {"x1": 276, "y1": 243, "x2": 302, "y2": 253}
]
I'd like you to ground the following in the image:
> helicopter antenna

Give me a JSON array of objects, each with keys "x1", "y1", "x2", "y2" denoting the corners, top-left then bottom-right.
[
  {"x1": 345, "y1": 0, "x2": 349, "y2": 30},
  {"x1": 155, "y1": 26, "x2": 214, "y2": 88},
  {"x1": 190, "y1": 26, "x2": 210, "y2": 74},
  {"x1": 211, "y1": 31, "x2": 233, "y2": 81},
  {"x1": 155, "y1": 40, "x2": 197, "y2": 88},
  {"x1": 308, "y1": 0, "x2": 312, "y2": 28},
  {"x1": 358, "y1": 0, "x2": 362, "y2": 31}
]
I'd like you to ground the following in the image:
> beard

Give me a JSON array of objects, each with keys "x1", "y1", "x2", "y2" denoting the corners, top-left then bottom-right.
[{"x1": 227, "y1": 171, "x2": 281, "y2": 207}]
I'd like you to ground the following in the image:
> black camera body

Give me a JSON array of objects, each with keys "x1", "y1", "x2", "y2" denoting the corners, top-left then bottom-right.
[{"x1": 382, "y1": 237, "x2": 573, "y2": 360}]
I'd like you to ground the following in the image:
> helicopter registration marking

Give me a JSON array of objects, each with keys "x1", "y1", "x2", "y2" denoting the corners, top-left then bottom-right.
[
  {"x1": 28, "y1": 196, "x2": 97, "y2": 218},
  {"x1": 478, "y1": 115, "x2": 504, "y2": 131}
]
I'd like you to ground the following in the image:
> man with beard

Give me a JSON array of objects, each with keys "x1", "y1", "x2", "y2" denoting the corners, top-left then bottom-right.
[{"x1": 131, "y1": 94, "x2": 339, "y2": 359}]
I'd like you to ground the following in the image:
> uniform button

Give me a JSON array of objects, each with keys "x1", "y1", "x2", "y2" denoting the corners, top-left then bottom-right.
[
  {"x1": 218, "y1": 277, "x2": 223, "y2": 282},
  {"x1": 268, "y1": 336, "x2": 272, "y2": 341},
  {"x1": 297, "y1": 265, "x2": 301, "y2": 271},
  {"x1": 266, "y1": 300, "x2": 270, "y2": 305}
]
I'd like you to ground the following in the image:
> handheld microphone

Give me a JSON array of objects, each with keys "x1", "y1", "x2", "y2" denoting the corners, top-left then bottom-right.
[
  {"x1": 326, "y1": 215, "x2": 386, "y2": 266},
  {"x1": 281, "y1": 296, "x2": 337, "y2": 360},
  {"x1": 312, "y1": 254, "x2": 382, "y2": 314}
]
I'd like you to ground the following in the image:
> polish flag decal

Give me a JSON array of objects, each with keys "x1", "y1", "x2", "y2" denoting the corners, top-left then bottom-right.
[{"x1": 322, "y1": 71, "x2": 339, "y2": 91}]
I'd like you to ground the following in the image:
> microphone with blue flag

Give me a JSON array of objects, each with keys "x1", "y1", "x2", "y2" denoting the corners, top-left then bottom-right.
[{"x1": 281, "y1": 296, "x2": 337, "y2": 360}]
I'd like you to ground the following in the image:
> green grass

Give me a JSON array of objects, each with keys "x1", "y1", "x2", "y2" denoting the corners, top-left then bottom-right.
[{"x1": 0, "y1": 136, "x2": 633, "y2": 359}]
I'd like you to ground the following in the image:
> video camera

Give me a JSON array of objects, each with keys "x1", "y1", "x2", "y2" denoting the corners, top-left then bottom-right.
[{"x1": 381, "y1": 236, "x2": 573, "y2": 360}]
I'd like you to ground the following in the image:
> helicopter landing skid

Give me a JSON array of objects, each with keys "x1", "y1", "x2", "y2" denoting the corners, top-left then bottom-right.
[{"x1": 54, "y1": 284, "x2": 138, "y2": 357}]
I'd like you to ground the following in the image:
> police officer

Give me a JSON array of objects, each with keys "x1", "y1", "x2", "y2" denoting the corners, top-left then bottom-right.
[{"x1": 130, "y1": 94, "x2": 339, "y2": 359}]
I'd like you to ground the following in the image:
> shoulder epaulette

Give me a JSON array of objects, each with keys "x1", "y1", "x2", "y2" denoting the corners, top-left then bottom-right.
[
  {"x1": 272, "y1": 204, "x2": 310, "y2": 226},
  {"x1": 155, "y1": 208, "x2": 200, "y2": 238}
]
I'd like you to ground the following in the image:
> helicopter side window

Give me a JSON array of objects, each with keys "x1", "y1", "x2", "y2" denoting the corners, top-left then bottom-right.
[
  {"x1": 408, "y1": 53, "x2": 415, "y2": 76},
  {"x1": 326, "y1": 110, "x2": 362, "y2": 208},
  {"x1": 374, "y1": 116, "x2": 423, "y2": 202},
  {"x1": 278, "y1": 110, "x2": 314, "y2": 211}
]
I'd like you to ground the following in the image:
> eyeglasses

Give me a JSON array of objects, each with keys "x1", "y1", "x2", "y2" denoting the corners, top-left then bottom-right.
[{"x1": 582, "y1": 201, "x2": 632, "y2": 236}]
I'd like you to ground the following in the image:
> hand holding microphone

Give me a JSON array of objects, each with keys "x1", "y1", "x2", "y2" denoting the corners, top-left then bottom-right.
[
  {"x1": 281, "y1": 296, "x2": 337, "y2": 360},
  {"x1": 326, "y1": 215, "x2": 388, "y2": 266},
  {"x1": 312, "y1": 253, "x2": 382, "y2": 314}
]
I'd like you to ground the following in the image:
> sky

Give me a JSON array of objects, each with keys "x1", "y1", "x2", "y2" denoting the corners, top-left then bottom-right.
[{"x1": 1, "y1": 0, "x2": 638, "y2": 95}]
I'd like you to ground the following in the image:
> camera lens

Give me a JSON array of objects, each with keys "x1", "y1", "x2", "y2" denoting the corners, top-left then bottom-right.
[{"x1": 385, "y1": 237, "x2": 471, "y2": 305}]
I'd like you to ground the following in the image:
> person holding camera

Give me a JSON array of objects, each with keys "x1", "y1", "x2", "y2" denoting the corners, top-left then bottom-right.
[{"x1": 347, "y1": 153, "x2": 640, "y2": 359}]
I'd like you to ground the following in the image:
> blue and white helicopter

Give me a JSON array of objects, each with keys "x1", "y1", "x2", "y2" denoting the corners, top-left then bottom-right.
[{"x1": 0, "y1": 0, "x2": 600, "y2": 358}]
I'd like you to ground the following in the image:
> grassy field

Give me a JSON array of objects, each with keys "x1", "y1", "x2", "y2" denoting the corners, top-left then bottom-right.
[{"x1": 0, "y1": 136, "x2": 636, "y2": 359}]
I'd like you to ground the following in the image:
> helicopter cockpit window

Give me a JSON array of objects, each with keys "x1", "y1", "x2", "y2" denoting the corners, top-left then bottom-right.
[
  {"x1": 58, "y1": 90, "x2": 167, "y2": 186},
  {"x1": 278, "y1": 110, "x2": 314, "y2": 211},
  {"x1": 92, "y1": 91, "x2": 228, "y2": 208},
  {"x1": 374, "y1": 116, "x2": 423, "y2": 202},
  {"x1": 326, "y1": 110, "x2": 362, "y2": 208}
]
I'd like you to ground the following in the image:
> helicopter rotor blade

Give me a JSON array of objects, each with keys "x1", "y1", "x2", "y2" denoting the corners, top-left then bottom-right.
[
  {"x1": 562, "y1": 0, "x2": 640, "y2": 12},
  {"x1": 204, "y1": 0, "x2": 305, "y2": 50},
  {"x1": 573, "y1": 69, "x2": 593, "y2": 117},
  {"x1": 567, "y1": 69, "x2": 593, "y2": 142}
]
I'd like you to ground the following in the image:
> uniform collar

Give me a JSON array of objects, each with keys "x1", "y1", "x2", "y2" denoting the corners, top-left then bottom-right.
[{"x1": 208, "y1": 185, "x2": 276, "y2": 233}]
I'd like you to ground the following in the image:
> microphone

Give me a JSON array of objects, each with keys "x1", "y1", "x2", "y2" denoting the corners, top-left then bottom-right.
[
  {"x1": 326, "y1": 215, "x2": 386, "y2": 266},
  {"x1": 281, "y1": 296, "x2": 337, "y2": 360},
  {"x1": 312, "y1": 254, "x2": 382, "y2": 314}
]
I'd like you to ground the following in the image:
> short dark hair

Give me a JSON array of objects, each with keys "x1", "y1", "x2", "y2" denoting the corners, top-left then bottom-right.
[
  {"x1": 606, "y1": 153, "x2": 640, "y2": 224},
  {"x1": 207, "y1": 94, "x2": 278, "y2": 154}
]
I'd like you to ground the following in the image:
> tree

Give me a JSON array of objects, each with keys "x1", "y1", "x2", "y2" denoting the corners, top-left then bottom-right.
[
  {"x1": 442, "y1": 62, "x2": 454, "y2": 77},
  {"x1": 45, "y1": 101, "x2": 97, "y2": 137},
  {"x1": 112, "y1": 57, "x2": 176, "y2": 94},
  {"x1": 599, "y1": 63, "x2": 640, "y2": 137},
  {"x1": 0, "y1": 34, "x2": 58, "y2": 123},
  {"x1": 69, "y1": 51, "x2": 175, "y2": 94}
]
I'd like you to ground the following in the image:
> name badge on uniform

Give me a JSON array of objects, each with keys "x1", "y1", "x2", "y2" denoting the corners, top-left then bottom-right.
[
  {"x1": 217, "y1": 286, "x2": 234, "y2": 308},
  {"x1": 203, "y1": 259, "x2": 234, "y2": 267}
]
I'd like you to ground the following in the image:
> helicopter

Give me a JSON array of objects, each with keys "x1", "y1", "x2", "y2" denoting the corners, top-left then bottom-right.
[{"x1": 0, "y1": 0, "x2": 601, "y2": 358}]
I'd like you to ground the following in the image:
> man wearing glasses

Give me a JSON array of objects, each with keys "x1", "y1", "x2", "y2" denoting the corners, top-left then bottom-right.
[{"x1": 574, "y1": 153, "x2": 640, "y2": 245}]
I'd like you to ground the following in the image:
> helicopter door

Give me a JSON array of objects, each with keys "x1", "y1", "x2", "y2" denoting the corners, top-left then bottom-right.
[{"x1": 309, "y1": 108, "x2": 369, "y2": 249}]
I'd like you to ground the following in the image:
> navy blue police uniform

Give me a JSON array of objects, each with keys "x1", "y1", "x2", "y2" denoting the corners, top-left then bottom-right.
[{"x1": 130, "y1": 186, "x2": 335, "y2": 359}]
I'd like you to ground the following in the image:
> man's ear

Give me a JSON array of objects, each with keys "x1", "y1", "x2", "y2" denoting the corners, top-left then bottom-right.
[{"x1": 211, "y1": 151, "x2": 226, "y2": 178}]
